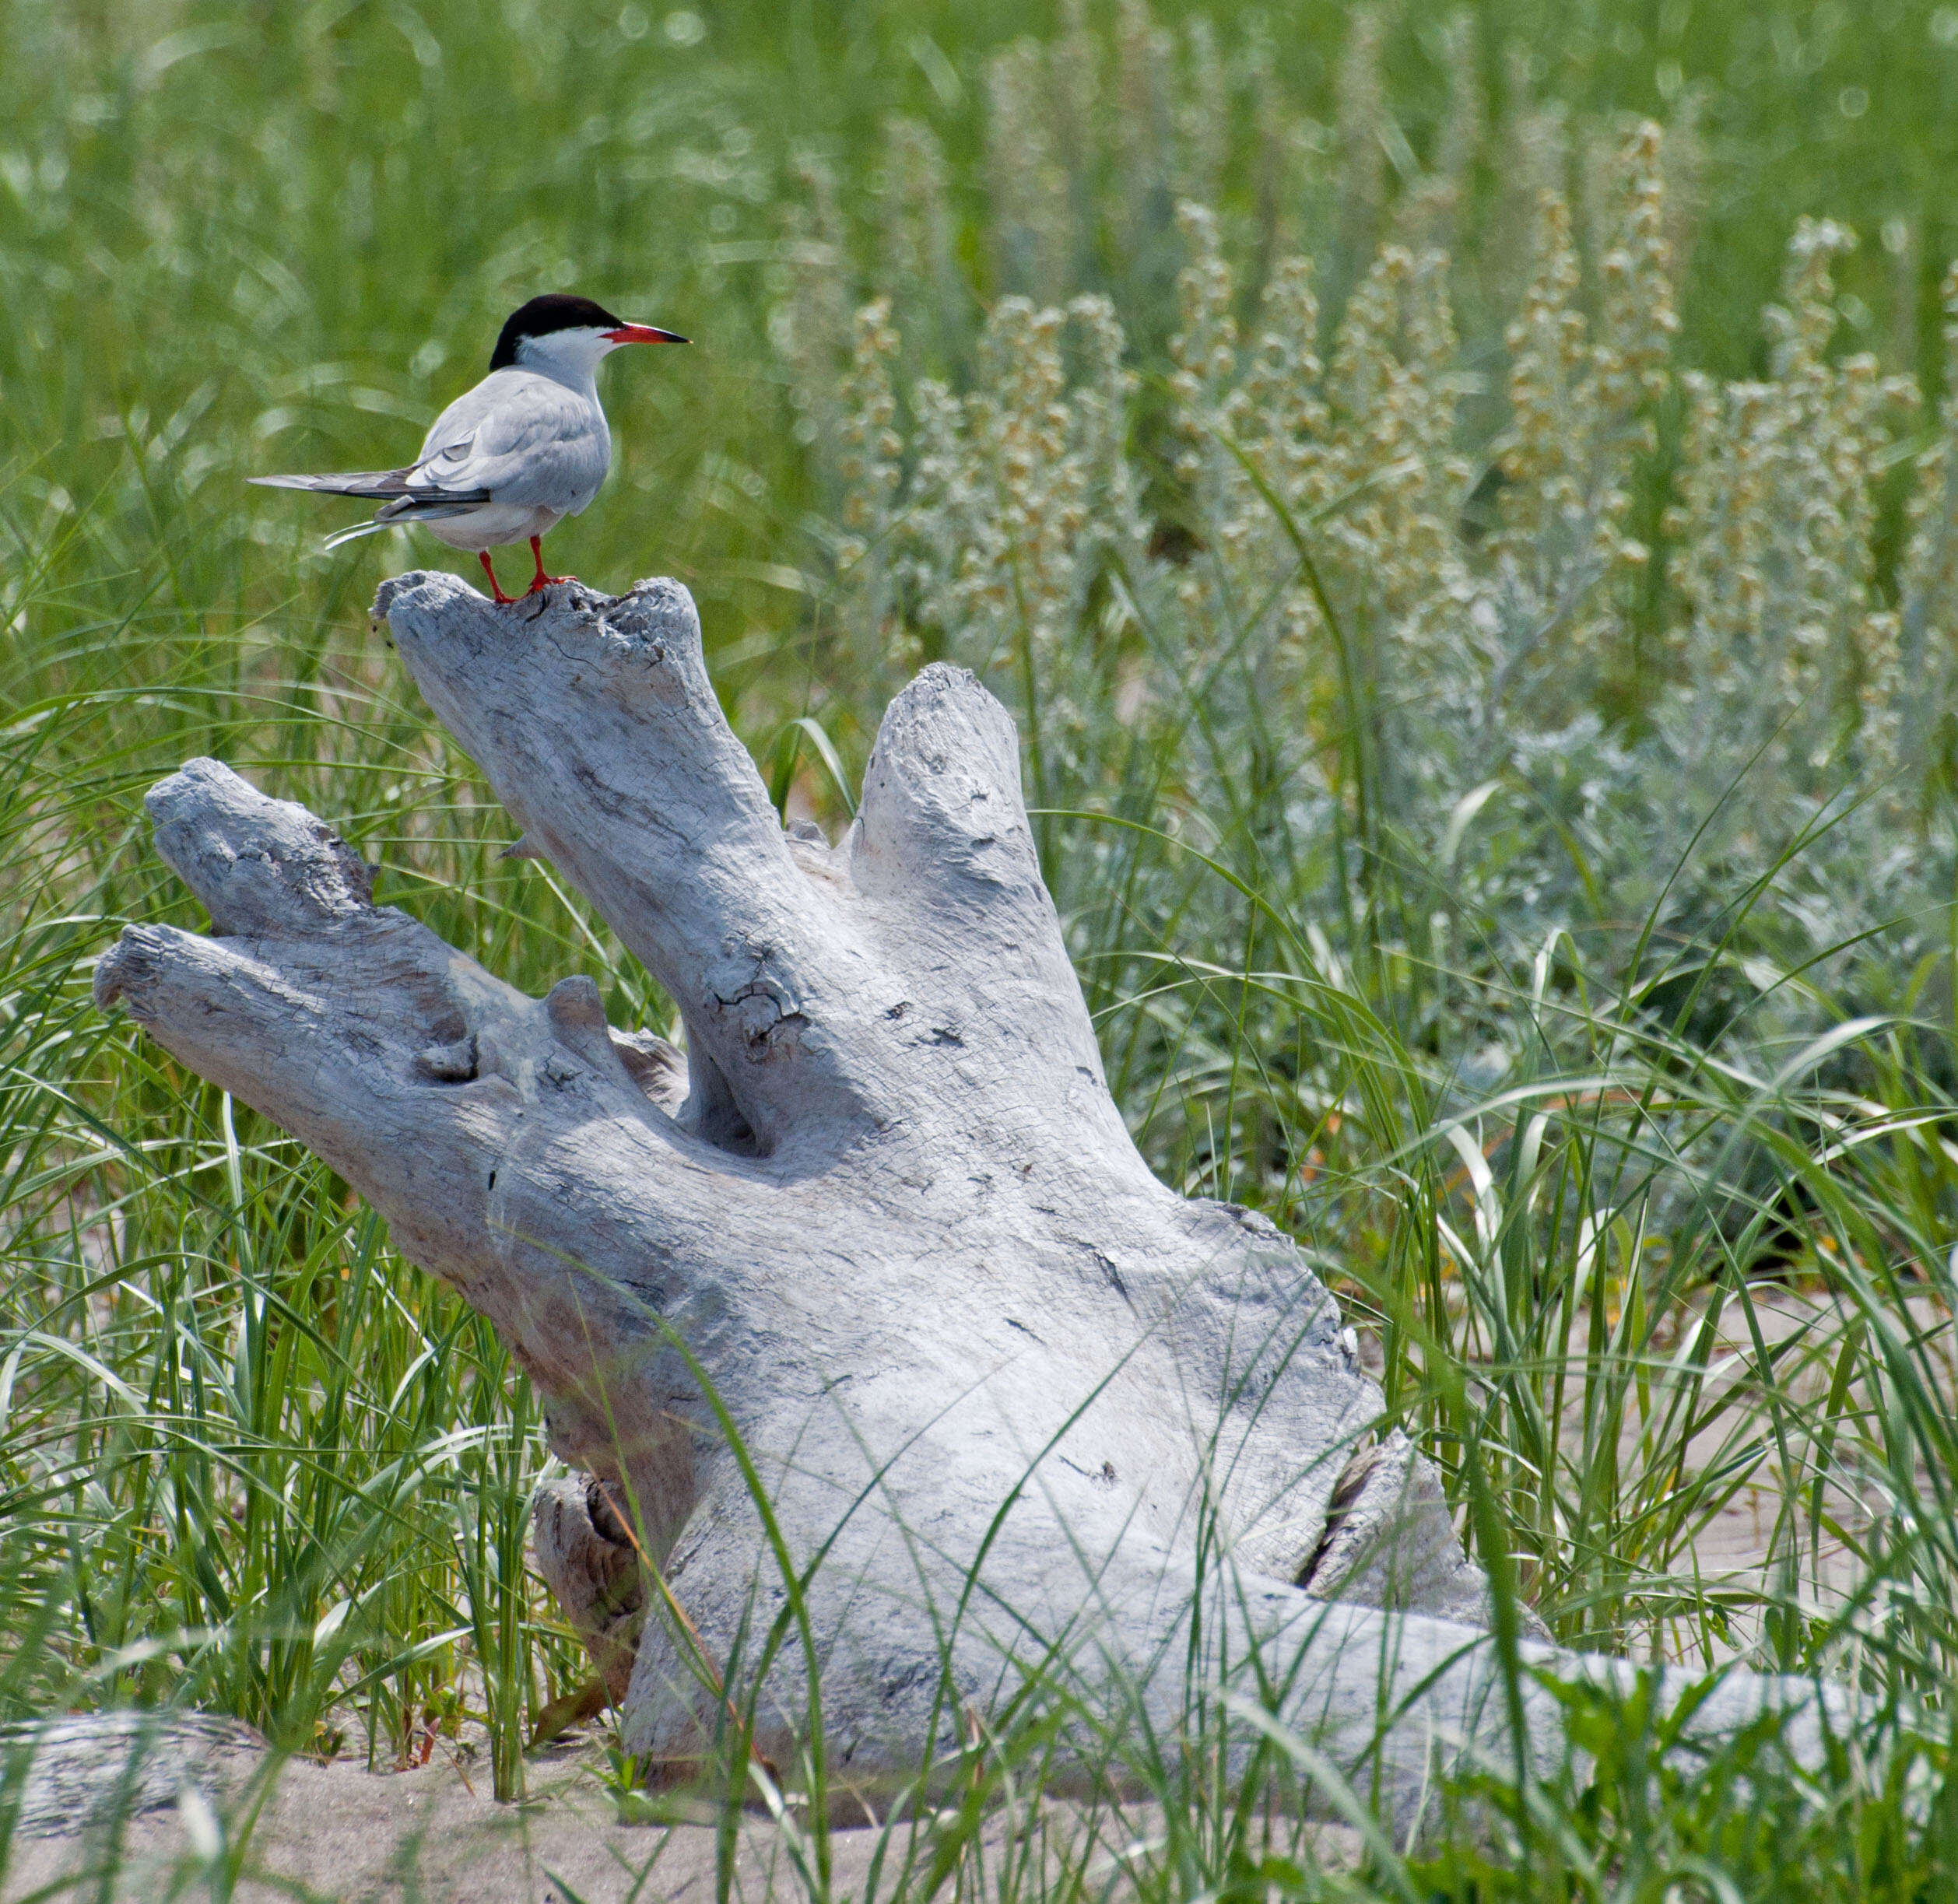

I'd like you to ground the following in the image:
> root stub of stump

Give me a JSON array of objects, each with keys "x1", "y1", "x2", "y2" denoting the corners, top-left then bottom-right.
[{"x1": 94, "y1": 572, "x2": 1844, "y2": 1808}]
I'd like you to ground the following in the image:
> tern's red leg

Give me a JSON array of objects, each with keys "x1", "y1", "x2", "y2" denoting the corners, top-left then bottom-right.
[
  {"x1": 525, "y1": 535, "x2": 575, "y2": 594},
  {"x1": 478, "y1": 551, "x2": 516, "y2": 605}
]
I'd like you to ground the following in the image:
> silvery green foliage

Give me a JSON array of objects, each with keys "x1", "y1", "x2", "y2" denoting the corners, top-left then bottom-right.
[{"x1": 778, "y1": 58, "x2": 1958, "y2": 1147}]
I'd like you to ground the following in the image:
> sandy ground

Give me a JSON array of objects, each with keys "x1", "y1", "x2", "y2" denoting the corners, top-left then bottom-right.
[
  {"x1": 3, "y1": 1726, "x2": 1324, "y2": 1904},
  {"x1": 8, "y1": 1737, "x2": 921, "y2": 1904}
]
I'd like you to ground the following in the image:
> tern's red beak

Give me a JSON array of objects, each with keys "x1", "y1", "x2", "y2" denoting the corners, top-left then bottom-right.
[{"x1": 605, "y1": 324, "x2": 690, "y2": 345}]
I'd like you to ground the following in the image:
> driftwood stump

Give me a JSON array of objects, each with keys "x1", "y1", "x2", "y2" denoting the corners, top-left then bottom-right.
[{"x1": 94, "y1": 573, "x2": 1832, "y2": 1802}]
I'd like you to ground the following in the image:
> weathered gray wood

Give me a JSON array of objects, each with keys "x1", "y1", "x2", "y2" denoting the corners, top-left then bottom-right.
[
  {"x1": 532, "y1": 1475, "x2": 646, "y2": 1703},
  {"x1": 1, "y1": 1713, "x2": 264, "y2": 1838},
  {"x1": 93, "y1": 573, "x2": 1845, "y2": 1809}
]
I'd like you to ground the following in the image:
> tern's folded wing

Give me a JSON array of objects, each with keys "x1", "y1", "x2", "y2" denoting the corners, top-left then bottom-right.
[
  {"x1": 249, "y1": 468, "x2": 494, "y2": 503},
  {"x1": 409, "y1": 373, "x2": 608, "y2": 506}
]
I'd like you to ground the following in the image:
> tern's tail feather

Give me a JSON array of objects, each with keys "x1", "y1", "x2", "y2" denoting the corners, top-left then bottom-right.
[
  {"x1": 321, "y1": 519, "x2": 392, "y2": 552},
  {"x1": 255, "y1": 467, "x2": 497, "y2": 552},
  {"x1": 321, "y1": 498, "x2": 488, "y2": 552}
]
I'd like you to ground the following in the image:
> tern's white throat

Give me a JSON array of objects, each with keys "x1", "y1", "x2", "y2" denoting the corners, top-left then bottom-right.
[{"x1": 514, "y1": 325, "x2": 626, "y2": 395}]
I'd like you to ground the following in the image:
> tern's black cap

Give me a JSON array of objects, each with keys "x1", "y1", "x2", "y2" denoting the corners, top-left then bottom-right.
[{"x1": 490, "y1": 294, "x2": 627, "y2": 370}]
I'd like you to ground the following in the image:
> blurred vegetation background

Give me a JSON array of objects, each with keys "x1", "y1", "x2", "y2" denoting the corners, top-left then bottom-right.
[{"x1": 8, "y1": 0, "x2": 1958, "y2": 1892}]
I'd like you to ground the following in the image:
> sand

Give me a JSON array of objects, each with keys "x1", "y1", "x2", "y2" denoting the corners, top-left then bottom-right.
[{"x1": 6, "y1": 1739, "x2": 911, "y2": 1904}]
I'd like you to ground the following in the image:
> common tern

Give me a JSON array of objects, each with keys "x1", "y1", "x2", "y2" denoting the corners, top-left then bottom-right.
[{"x1": 252, "y1": 293, "x2": 687, "y2": 602}]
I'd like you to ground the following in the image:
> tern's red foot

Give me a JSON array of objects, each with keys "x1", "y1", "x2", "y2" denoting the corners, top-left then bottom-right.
[
  {"x1": 525, "y1": 536, "x2": 574, "y2": 594},
  {"x1": 478, "y1": 552, "x2": 516, "y2": 605}
]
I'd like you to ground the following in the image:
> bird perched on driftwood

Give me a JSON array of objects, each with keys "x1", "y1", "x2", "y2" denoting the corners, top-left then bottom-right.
[{"x1": 251, "y1": 293, "x2": 687, "y2": 603}]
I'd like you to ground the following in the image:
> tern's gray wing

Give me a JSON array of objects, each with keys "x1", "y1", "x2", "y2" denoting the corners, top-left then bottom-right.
[
  {"x1": 253, "y1": 367, "x2": 609, "y2": 549},
  {"x1": 251, "y1": 454, "x2": 498, "y2": 552},
  {"x1": 249, "y1": 468, "x2": 494, "y2": 503},
  {"x1": 247, "y1": 376, "x2": 538, "y2": 508},
  {"x1": 405, "y1": 371, "x2": 610, "y2": 511}
]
